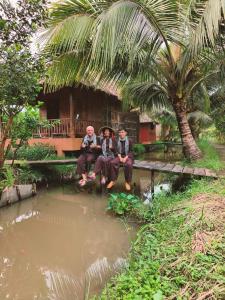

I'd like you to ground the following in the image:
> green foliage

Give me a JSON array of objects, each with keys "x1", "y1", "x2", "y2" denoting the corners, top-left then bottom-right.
[
  {"x1": 0, "y1": 166, "x2": 15, "y2": 192},
  {"x1": 133, "y1": 144, "x2": 145, "y2": 156},
  {"x1": 183, "y1": 139, "x2": 224, "y2": 170},
  {"x1": 0, "y1": 0, "x2": 47, "y2": 48},
  {"x1": 15, "y1": 165, "x2": 46, "y2": 184},
  {"x1": 98, "y1": 179, "x2": 225, "y2": 299},
  {"x1": 108, "y1": 193, "x2": 141, "y2": 215},
  {"x1": 44, "y1": 155, "x2": 76, "y2": 180},
  {"x1": 43, "y1": 0, "x2": 225, "y2": 159},
  {"x1": 210, "y1": 79, "x2": 225, "y2": 140},
  {"x1": 8, "y1": 143, "x2": 56, "y2": 161},
  {"x1": 10, "y1": 107, "x2": 40, "y2": 144},
  {"x1": 107, "y1": 193, "x2": 152, "y2": 222},
  {"x1": 0, "y1": 46, "x2": 43, "y2": 118},
  {"x1": 4, "y1": 107, "x2": 57, "y2": 164},
  {"x1": 0, "y1": 0, "x2": 47, "y2": 167}
]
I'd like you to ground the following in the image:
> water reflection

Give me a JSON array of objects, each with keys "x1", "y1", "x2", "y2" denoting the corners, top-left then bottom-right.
[{"x1": 0, "y1": 187, "x2": 134, "y2": 300}]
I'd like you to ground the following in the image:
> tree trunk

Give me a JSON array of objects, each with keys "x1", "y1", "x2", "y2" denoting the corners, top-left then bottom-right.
[
  {"x1": 0, "y1": 116, "x2": 13, "y2": 169},
  {"x1": 173, "y1": 101, "x2": 202, "y2": 160}
]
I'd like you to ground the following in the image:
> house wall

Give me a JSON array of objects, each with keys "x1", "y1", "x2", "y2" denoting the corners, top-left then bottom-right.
[
  {"x1": 39, "y1": 87, "x2": 121, "y2": 123},
  {"x1": 139, "y1": 122, "x2": 156, "y2": 144},
  {"x1": 35, "y1": 86, "x2": 138, "y2": 155}
]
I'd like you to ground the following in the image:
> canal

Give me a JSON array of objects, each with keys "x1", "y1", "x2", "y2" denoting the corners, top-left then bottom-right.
[{"x1": 0, "y1": 160, "x2": 176, "y2": 299}]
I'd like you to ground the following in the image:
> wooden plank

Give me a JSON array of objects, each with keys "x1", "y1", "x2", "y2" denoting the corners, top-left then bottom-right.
[
  {"x1": 6, "y1": 159, "x2": 78, "y2": 166},
  {"x1": 160, "y1": 163, "x2": 175, "y2": 172},
  {"x1": 134, "y1": 160, "x2": 149, "y2": 166},
  {"x1": 134, "y1": 160, "x2": 159, "y2": 170},
  {"x1": 183, "y1": 166, "x2": 194, "y2": 174},
  {"x1": 133, "y1": 162, "x2": 151, "y2": 170},
  {"x1": 193, "y1": 168, "x2": 206, "y2": 176},
  {"x1": 171, "y1": 165, "x2": 184, "y2": 173},
  {"x1": 205, "y1": 169, "x2": 217, "y2": 178},
  {"x1": 152, "y1": 162, "x2": 167, "y2": 170}
]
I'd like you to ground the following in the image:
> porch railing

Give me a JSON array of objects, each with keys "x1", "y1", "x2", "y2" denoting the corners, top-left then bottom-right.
[
  {"x1": 32, "y1": 119, "x2": 106, "y2": 138},
  {"x1": 33, "y1": 118, "x2": 71, "y2": 138}
]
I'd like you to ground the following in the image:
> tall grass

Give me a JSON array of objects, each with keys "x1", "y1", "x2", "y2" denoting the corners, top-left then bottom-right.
[{"x1": 184, "y1": 139, "x2": 225, "y2": 170}]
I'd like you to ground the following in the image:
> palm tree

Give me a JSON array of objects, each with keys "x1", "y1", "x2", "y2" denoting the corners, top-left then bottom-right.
[{"x1": 41, "y1": 0, "x2": 225, "y2": 160}]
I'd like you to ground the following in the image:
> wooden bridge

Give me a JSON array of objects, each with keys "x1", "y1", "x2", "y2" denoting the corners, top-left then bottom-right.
[
  {"x1": 7, "y1": 158, "x2": 218, "y2": 196},
  {"x1": 8, "y1": 158, "x2": 218, "y2": 178}
]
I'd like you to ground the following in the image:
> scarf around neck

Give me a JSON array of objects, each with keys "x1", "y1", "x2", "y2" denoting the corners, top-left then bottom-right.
[
  {"x1": 83, "y1": 134, "x2": 97, "y2": 146},
  {"x1": 117, "y1": 136, "x2": 129, "y2": 156},
  {"x1": 101, "y1": 137, "x2": 114, "y2": 157}
]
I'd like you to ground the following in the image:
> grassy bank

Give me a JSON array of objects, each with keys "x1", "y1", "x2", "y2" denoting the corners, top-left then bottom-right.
[
  {"x1": 183, "y1": 139, "x2": 224, "y2": 171},
  {"x1": 96, "y1": 179, "x2": 225, "y2": 299}
]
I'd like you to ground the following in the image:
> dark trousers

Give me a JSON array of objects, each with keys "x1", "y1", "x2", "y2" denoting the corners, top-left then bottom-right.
[
  {"x1": 109, "y1": 157, "x2": 133, "y2": 183},
  {"x1": 76, "y1": 153, "x2": 95, "y2": 175},
  {"x1": 94, "y1": 156, "x2": 113, "y2": 177}
]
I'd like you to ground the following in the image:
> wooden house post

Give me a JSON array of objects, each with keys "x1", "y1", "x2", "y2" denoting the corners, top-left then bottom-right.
[{"x1": 69, "y1": 92, "x2": 75, "y2": 138}]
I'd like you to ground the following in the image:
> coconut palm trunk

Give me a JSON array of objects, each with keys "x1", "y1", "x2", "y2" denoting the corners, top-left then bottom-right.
[{"x1": 173, "y1": 100, "x2": 202, "y2": 160}]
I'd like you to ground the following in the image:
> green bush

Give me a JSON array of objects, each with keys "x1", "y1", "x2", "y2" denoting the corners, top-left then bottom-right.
[
  {"x1": 107, "y1": 193, "x2": 151, "y2": 222},
  {"x1": 133, "y1": 144, "x2": 146, "y2": 156},
  {"x1": 0, "y1": 166, "x2": 15, "y2": 192},
  {"x1": 108, "y1": 193, "x2": 142, "y2": 215},
  {"x1": 15, "y1": 165, "x2": 46, "y2": 184},
  {"x1": 12, "y1": 143, "x2": 56, "y2": 161}
]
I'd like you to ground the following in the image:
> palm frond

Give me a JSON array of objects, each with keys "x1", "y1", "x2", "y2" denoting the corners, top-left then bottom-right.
[
  {"x1": 122, "y1": 78, "x2": 169, "y2": 112},
  {"x1": 185, "y1": 0, "x2": 225, "y2": 54},
  {"x1": 187, "y1": 110, "x2": 213, "y2": 126}
]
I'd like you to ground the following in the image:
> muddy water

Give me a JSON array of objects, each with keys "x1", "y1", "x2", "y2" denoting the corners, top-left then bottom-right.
[
  {"x1": 0, "y1": 186, "x2": 135, "y2": 300},
  {"x1": 0, "y1": 166, "x2": 174, "y2": 300}
]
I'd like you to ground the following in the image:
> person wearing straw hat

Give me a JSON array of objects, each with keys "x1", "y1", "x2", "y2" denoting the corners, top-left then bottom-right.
[
  {"x1": 107, "y1": 126, "x2": 134, "y2": 191},
  {"x1": 76, "y1": 126, "x2": 99, "y2": 186},
  {"x1": 89, "y1": 126, "x2": 116, "y2": 184}
]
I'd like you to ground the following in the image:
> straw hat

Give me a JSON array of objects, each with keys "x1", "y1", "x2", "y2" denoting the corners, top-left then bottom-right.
[{"x1": 99, "y1": 126, "x2": 115, "y2": 136}]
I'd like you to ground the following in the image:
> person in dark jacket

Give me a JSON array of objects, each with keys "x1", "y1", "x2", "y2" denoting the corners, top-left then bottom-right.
[
  {"x1": 89, "y1": 126, "x2": 116, "y2": 184},
  {"x1": 107, "y1": 127, "x2": 134, "y2": 191},
  {"x1": 77, "y1": 126, "x2": 99, "y2": 186}
]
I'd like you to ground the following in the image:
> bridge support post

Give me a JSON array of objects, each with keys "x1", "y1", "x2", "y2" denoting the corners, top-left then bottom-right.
[{"x1": 150, "y1": 170, "x2": 155, "y2": 199}]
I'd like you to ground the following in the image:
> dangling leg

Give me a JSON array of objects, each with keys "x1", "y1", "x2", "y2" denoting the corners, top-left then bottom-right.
[
  {"x1": 107, "y1": 157, "x2": 120, "y2": 189},
  {"x1": 100, "y1": 157, "x2": 111, "y2": 185},
  {"x1": 89, "y1": 156, "x2": 104, "y2": 180},
  {"x1": 77, "y1": 154, "x2": 88, "y2": 186},
  {"x1": 124, "y1": 158, "x2": 133, "y2": 191}
]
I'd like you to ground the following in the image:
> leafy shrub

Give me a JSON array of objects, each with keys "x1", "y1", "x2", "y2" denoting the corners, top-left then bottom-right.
[
  {"x1": 107, "y1": 193, "x2": 151, "y2": 221},
  {"x1": 13, "y1": 143, "x2": 56, "y2": 161},
  {"x1": 133, "y1": 144, "x2": 146, "y2": 156},
  {"x1": 0, "y1": 166, "x2": 15, "y2": 192},
  {"x1": 108, "y1": 193, "x2": 141, "y2": 215},
  {"x1": 16, "y1": 165, "x2": 46, "y2": 184},
  {"x1": 42, "y1": 154, "x2": 76, "y2": 180}
]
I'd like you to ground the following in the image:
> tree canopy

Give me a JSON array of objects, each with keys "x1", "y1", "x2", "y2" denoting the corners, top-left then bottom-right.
[
  {"x1": 42, "y1": 0, "x2": 225, "y2": 160},
  {"x1": 0, "y1": 0, "x2": 47, "y2": 168}
]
